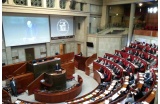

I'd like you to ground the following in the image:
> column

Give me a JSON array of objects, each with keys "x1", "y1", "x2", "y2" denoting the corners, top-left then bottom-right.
[
  {"x1": 42, "y1": 0, "x2": 47, "y2": 8},
  {"x1": 8, "y1": 0, "x2": 15, "y2": 5},
  {"x1": 75, "y1": 2, "x2": 80, "y2": 11},
  {"x1": 6, "y1": 47, "x2": 12, "y2": 64},
  {"x1": 154, "y1": 89, "x2": 158, "y2": 104},
  {"x1": 100, "y1": 5, "x2": 108, "y2": 29},
  {"x1": 46, "y1": 43, "x2": 51, "y2": 57},
  {"x1": 65, "y1": 0, "x2": 70, "y2": 10},
  {"x1": 127, "y1": 3, "x2": 135, "y2": 46},
  {"x1": 54, "y1": 0, "x2": 60, "y2": 9},
  {"x1": 27, "y1": 0, "x2": 31, "y2": 6},
  {"x1": 84, "y1": 16, "x2": 90, "y2": 56}
]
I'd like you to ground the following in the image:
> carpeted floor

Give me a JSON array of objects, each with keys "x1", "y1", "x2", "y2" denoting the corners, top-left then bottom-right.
[{"x1": 10, "y1": 69, "x2": 98, "y2": 103}]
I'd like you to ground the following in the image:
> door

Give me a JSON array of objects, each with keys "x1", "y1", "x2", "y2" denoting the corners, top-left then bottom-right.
[
  {"x1": 25, "y1": 48, "x2": 35, "y2": 61},
  {"x1": 77, "y1": 44, "x2": 81, "y2": 54},
  {"x1": 59, "y1": 44, "x2": 66, "y2": 55}
]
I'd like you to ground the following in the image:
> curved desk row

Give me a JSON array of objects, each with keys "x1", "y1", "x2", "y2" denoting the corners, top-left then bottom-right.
[{"x1": 34, "y1": 75, "x2": 83, "y2": 103}]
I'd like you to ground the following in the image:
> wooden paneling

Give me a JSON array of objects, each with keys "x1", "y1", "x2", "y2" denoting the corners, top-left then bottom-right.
[
  {"x1": 134, "y1": 30, "x2": 158, "y2": 37},
  {"x1": 61, "y1": 61, "x2": 75, "y2": 79},
  {"x1": 2, "y1": 62, "x2": 26, "y2": 80},
  {"x1": 27, "y1": 73, "x2": 44, "y2": 95},
  {"x1": 85, "y1": 53, "x2": 97, "y2": 75},
  {"x1": 34, "y1": 76, "x2": 83, "y2": 103},
  {"x1": 56, "y1": 52, "x2": 75, "y2": 64}
]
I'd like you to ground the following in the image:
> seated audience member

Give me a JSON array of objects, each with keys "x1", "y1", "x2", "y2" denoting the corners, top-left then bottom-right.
[
  {"x1": 148, "y1": 57, "x2": 154, "y2": 63},
  {"x1": 99, "y1": 60, "x2": 104, "y2": 65},
  {"x1": 78, "y1": 52, "x2": 82, "y2": 56},
  {"x1": 144, "y1": 71, "x2": 152, "y2": 87},
  {"x1": 136, "y1": 60, "x2": 141, "y2": 67},
  {"x1": 129, "y1": 73, "x2": 135, "y2": 85},
  {"x1": 114, "y1": 68, "x2": 121, "y2": 79},
  {"x1": 152, "y1": 49, "x2": 156, "y2": 54},
  {"x1": 114, "y1": 52, "x2": 118, "y2": 56},
  {"x1": 103, "y1": 54, "x2": 107, "y2": 58},
  {"x1": 135, "y1": 45, "x2": 138, "y2": 49},
  {"x1": 132, "y1": 58, "x2": 138, "y2": 65},
  {"x1": 110, "y1": 64, "x2": 114, "y2": 69},
  {"x1": 112, "y1": 66, "x2": 117, "y2": 72},
  {"x1": 137, "y1": 63, "x2": 144, "y2": 72},
  {"x1": 125, "y1": 64, "x2": 132, "y2": 75},
  {"x1": 101, "y1": 71, "x2": 108, "y2": 82},
  {"x1": 134, "y1": 51, "x2": 138, "y2": 56},
  {"x1": 122, "y1": 93, "x2": 135, "y2": 104},
  {"x1": 96, "y1": 59, "x2": 101, "y2": 63},
  {"x1": 148, "y1": 59, "x2": 157, "y2": 69},
  {"x1": 121, "y1": 47, "x2": 125, "y2": 52},
  {"x1": 98, "y1": 67, "x2": 104, "y2": 73},
  {"x1": 140, "y1": 53, "x2": 145, "y2": 59},
  {"x1": 55, "y1": 63, "x2": 61, "y2": 71},
  {"x1": 114, "y1": 58, "x2": 119, "y2": 63},
  {"x1": 134, "y1": 88, "x2": 143, "y2": 100},
  {"x1": 142, "y1": 47, "x2": 146, "y2": 52},
  {"x1": 118, "y1": 59, "x2": 125, "y2": 68},
  {"x1": 32, "y1": 60, "x2": 37, "y2": 64},
  {"x1": 118, "y1": 53, "x2": 122, "y2": 57},
  {"x1": 105, "y1": 62, "x2": 111, "y2": 68},
  {"x1": 127, "y1": 55, "x2": 131, "y2": 62},
  {"x1": 148, "y1": 48, "x2": 152, "y2": 54},
  {"x1": 145, "y1": 55, "x2": 151, "y2": 62}
]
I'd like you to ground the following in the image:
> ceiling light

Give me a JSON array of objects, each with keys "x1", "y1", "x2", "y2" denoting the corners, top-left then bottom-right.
[{"x1": 139, "y1": 3, "x2": 143, "y2": 6}]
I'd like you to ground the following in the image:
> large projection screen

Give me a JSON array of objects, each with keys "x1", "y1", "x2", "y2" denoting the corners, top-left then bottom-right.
[
  {"x1": 50, "y1": 16, "x2": 73, "y2": 37},
  {"x1": 3, "y1": 15, "x2": 50, "y2": 47}
]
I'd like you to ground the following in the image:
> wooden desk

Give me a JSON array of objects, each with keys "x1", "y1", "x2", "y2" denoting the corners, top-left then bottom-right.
[
  {"x1": 34, "y1": 76, "x2": 83, "y2": 103},
  {"x1": 145, "y1": 90, "x2": 157, "y2": 103},
  {"x1": 27, "y1": 59, "x2": 61, "y2": 78}
]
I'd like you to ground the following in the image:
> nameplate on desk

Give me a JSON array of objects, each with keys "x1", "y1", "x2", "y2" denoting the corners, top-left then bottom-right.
[{"x1": 33, "y1": 63, "x2": 37, "y2": 65}]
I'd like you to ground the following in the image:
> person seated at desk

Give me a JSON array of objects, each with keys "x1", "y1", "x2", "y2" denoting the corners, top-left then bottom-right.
[
  {"x1": 103, "y1": 54, "x2": 107, "y2": 58},
  {"x1": 118, "y1": 59, "x2": 125, "y2": 68},
  {"x1": 96, "y1": 59, "x2": 101, "y2": 63},
  {"x1": 98, "y1": 67, "x2": 104, "y2": 73},
  {"x1": 114, "y1": 52, "x2": 119, "y2": 56},
  {"x1": 10, "y1": 77, "x2": 17, "y2": 97},
  {"x1": 32, "y1": 60, "x2": 37, "y2": 65},
  {"x1": 110, "y1": 64, "x2": 114, "y2": 69},
  {"x1": 113, "y1": 68, "x2": 121, "y2": 79},
  {"x1": 121, "y1": 47, "x2": 126, "y2": 52},
  {"x1": 125, "y1": 64, "x2": 132, "y2": 75},
  {"x1": 142, "y1": 47, "x2": 146, "y2": 52},
  {"x1": 138, "y1": 63, "x2": 145, "y2": 72},
  {"x1": 114, "y1": 58, "x2": 119, "y2": 63},
  {"x1": 132, "y1": 58, "x2": 138, "y2": 65},
  {"x1": 129, "y1": 73, "x2": 135, "y2": 85},
  {"x1": 145, "y1": 55, "x2": 151, "y2": 62},
  {"x1": 118, "y1": 53, "x2": 122, "y2": 57},
  {"x1": 144, "y1": 71, "x2": 152, "y2": 87},
  {"x1": 121, "y1": 93, "x2": 135, "y2": 104},
  {"x1": 140, "y1": 53, "x2": 145, "y2": 59},
  {"x1": 55, "y1": 63, "x2": 61, "y2": 71},
  {"x1": 148, "y1": 59, "x2": 157, "y2": 69},
  {"x1": 134, "y1": 51, "x2": 138, "y2": 56},
  {"x1": 127, "y1": 55, "x2": 131, "y2": 62},
  {"x1": 105, "y1": 62, "x2": 111, "y2": 68},
  {"x1": 134, "y1": 88, "x2": 143, "y2": 101}
]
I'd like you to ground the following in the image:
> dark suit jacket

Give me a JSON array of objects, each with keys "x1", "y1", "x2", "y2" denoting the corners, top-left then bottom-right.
[
  {"x1": 129, "y1": 75, "x2": 134, "y2": 81},
  {"x1": 10, "y1": 80, "x2": 17, "y2": 95},
  {"x1": 55, "y1": 64, "x2": 61, "y2": 71}
]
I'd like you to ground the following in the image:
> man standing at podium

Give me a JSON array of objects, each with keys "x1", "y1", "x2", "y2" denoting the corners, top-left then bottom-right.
[{"x1": 55, "y1": 63, "x2": 61, "y2": 71}]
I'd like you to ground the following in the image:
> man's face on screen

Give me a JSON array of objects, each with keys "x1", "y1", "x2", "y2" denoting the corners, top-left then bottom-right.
[{"x1": 27, "y1": 21, "x2": 33, "y2": 28}]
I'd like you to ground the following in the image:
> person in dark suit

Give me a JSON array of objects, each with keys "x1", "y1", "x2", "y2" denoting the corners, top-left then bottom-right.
[
  {"x1": 134, "y1": 88, "x2": 143, "y2": 100},
  {"x1": 134, "y1": 51, "x2": 138, "y2": 56},
  {"x1": 10, "y1": 77, "x2": 17, "y2": 97},
  {"x1": 129, "y1": 73, "x2": 135, "y2": 85},
  {"x1": 145, "y1": 55, "x2": 151, "y2": 62},
  {"x1": 118, "y1": 59, "x2": 125, "y2": 68},
  {"x1": 127, "y1": 55, "x2": 131, "y2": 62},
  {"x1": 55, "y1": 63, "x2": 61, "y2": 71}
]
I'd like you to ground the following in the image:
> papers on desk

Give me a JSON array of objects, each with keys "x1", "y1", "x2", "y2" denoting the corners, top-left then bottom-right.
[
  {"x1": 121, "y1": 87, "x2": 126, "y2": 91},
  {"x1": 104, "y1": 90, "x2": 110, "y2": 95},
  {"x1": 139, "y1": 81, "x2": 144, "y2": 84},
  {"x1": 124, "y1": 82, "x2": 129, "y2": 84},
  {"x1": 40, "y1": 79, "x2": 45, "y2": 83},
  {"x1": 108, "y1": 86, "x2": 114, "y2": 90},
  {"x1": 105, "y1": 100, "x2": 109, "y2": 104},
  {"x1": 33, "y1": 63, "x2": 37, "y2": 65},
  {"x1": 141, "y1": 101, "x2": 149, "y2": 104},
  {"x1": 139, "y1": 77, "x2": 144, "y2": 80},
  {"x1": 55, "y1": 58, "x2": 61, "y2": 60},
  {"x1": 112, "y1": 93, "x2": 119, "y2": 100},
  {"x1": 125, "y1": 76, "x2": 129, "y2": 79}
]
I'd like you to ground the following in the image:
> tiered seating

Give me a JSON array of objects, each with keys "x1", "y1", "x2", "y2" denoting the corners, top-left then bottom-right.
[{"x1": 66, "y1": 41, "x2": 158, "y2": 104}]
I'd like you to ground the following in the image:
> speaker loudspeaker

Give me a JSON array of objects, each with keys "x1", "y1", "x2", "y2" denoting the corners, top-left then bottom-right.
[
  {"x1": 70, "y1": 0, "x2": 76, "y2": 10},
  {"x1": 2, "y1": 0, "x2": 6, "y2": 3}
]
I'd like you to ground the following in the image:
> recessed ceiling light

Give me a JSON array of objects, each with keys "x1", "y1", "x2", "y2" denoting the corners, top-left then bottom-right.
[{"x1": 139, "y1": 3, "x2": 143, "y2": 7}]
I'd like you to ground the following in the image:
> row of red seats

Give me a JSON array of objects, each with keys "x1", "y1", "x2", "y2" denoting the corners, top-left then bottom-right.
[{"x1": 144, "y1": 26, "x2": 158, "y2": 30}]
